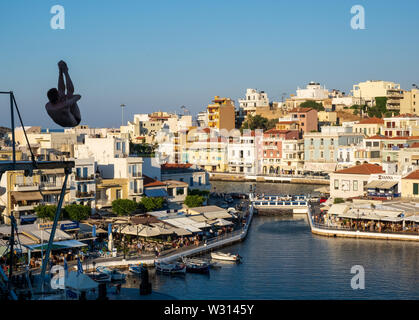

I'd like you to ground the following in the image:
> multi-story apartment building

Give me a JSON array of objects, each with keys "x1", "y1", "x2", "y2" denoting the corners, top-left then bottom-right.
[
  {"x1": 351, "y1": 80, "x2": 403, "y2": 111},
  {"x1": 69, "y1": 158, "x2": 96, "y2": 210},
  {"x1": 353, "y1": 117, "x2": 384, "y2": 137},
  {"x1": 279, "y1": 138, "x2": 305, "y2": 175},
  {"x1": 289, "y1": 107, "x2": 318, "y2": 133},
  {"x1": 161, "y1": 163, "x2": 210, "y2": 191},
  {"x1": 75, "y1": 135, "x2": 143, "y2": 207},
  {"x1": 304, "y1": 126, "x2": 364, "y2": 172},
  {"x1": 261, "y1": 129, "x2": 299, "y2": 175},
  {"x1": 285, "y1": 82, "x2": 330, "y2": 110},
  {"x1": 0, "y1": 168, "x2": 71, "y2": 224},
  {"x1": 207, "y1": 96, "x2": 236, "y2": 131},
  {"x1": 382, "y1": 115, "x2": 419, "y2": 137},
  {"x1": 227, "y1": 131, "x2": 262, "y2": 175},
  {"x1": 186, "y1": 136, "x2": 229, "y2": 173},
  {"x1": 400, "y1": 89, "x2": 419, "y2": 115},
  {"x1": 238, "y1": 89, "x2": 269, "y2": 117}
]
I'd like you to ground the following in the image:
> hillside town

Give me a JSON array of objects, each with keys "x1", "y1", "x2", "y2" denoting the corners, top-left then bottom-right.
[{"x1": 0, "y1": 80, "x2": 419, "y2": 227}]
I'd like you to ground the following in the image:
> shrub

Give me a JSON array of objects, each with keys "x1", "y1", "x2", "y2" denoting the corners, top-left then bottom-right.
[
  {"x1": 64, "y1": 204, "x2": 91, "y2": 221},
  {"x1": 139, "y1": 197, "x2": 165, "y2": 212},
  {"x1": 34, "y1": 205, "x2": 60, "y2": 221},
  {"x1": 185, "y1": 195, "x2": 204, "y2": 208},
  {"x1": 333, "y1": 198, "x2": 345, "y2": 204},
  {"x1": 111, "y1": 199, "x2": 139, "y2": 216}
]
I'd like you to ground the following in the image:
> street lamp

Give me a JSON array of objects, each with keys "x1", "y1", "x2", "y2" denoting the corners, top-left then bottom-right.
[{"x1": 120, "y1": 104, "x2": 126, "y2": 126}]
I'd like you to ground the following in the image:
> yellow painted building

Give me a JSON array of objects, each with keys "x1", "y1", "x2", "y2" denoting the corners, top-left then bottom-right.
[
  {"x1": 353, "y1": 118, "x2": 384, "y2": 137},
  {"x1": 0, "y1": 169, "x2": 71, "y2": 224},
  {"x1": 0, "y1": 150, "x2": 23, "y2": 161},
  {"x1": 95, "y1": 178, "x2": 131, "y2": 208},
  {"x1": 401, "y1": 170, "x2": 419, "y2": 199},
  {"x1": 207, "y1": 96, "x2": 236, "y2": 131},
  {"x1": 400, "y1": 89, "x2": 419, "y2": 115}
]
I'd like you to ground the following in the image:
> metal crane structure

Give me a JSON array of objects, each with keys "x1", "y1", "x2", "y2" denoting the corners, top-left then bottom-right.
[{"x1": 0, "y1": 91, "x2": 74, "y2": 300}]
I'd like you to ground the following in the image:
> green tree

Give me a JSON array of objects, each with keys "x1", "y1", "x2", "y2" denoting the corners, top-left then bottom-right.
[
  {"x1": 188, "y1": 189, "x2": 210, "y2": 197},
  {"x1": 299, "y1": 100, "x2": 325, "y2": 111},
  {"x1": 111, "y1": 199, "x2": 139, "y2": 216},
  {"x1": 184, "y1": 195, "x2": 204, "y2": 208},
  {"x1": 241, "y1": 114, "x2": 269, "y2": 130},
  {"x1": 34, "y1": 205, "x2": 60, "y2": 221},
  {"x1": 64, "y1": 204, "x2": 91, "y2": 221},
  {"x1": 140, "y1": 197, "x2": 165, "y2": 212}
]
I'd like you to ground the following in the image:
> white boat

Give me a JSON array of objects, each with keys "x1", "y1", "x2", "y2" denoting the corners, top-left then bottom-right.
[
  {"x1": 87, "y1": 272, "x2": 111, "y2": 283},
  {"x1": 96, "y1": 266, "x2": 126, "y2": 281},
  {"x1": 128, "y1": 264, "x2": 143, "y2": 274},
  {"x1": 154, "y1": 261, "x2": 186, "y2": 274},
  {"x1": 210, "y1": 252, "x2": 242, "y2": 262}
]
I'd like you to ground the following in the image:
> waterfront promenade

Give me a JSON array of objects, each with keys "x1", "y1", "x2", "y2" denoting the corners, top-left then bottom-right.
[
  {"x1": 307, "y1": 204, "x2": 419, "y2": 241},
  {"x1": 209, "y1": 172, "x2": 329, "y2": 185},
  {"x1": 71, "y1": 204, "x2": 254, "y2": 270}
]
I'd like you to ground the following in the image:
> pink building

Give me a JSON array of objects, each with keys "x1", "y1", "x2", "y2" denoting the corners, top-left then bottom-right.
[
  {"x1": 289, "y1": 107, "x2": 318, "y2": 133},
  {"x1": 262, "y1": 129, "x2": 299, "y2": 174}
]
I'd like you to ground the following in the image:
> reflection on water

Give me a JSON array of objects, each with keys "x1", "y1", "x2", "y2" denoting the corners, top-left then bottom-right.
[
  {"x1": 211, "y1": 180, "x2": 323, "y2": 195},
  {"x1": 117, "y1": 182, "x2": 419, "y2": 300}
]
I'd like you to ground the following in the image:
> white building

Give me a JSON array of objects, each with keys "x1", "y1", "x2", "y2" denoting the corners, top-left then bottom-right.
[
  {"x1": 227, "y1": 131, "x2": 260, "y2": 175},
  {"x1": 238, "y1": 88, "x2": 269, "y2": 116},
  {"x1": 69, "y1": 158, "x2": 96, "y2": 210},
  {"x1": 295, "y1": 82, "x2": 330, "y2": 100}
]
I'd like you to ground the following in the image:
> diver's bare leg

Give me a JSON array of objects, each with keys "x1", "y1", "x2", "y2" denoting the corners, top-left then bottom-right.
[
  {"x1": 70, "y1": 103, "x2": 81, "y2": 125},
  {"x1": 63, "y1": 69, "x2": 74, "y2": 98}
]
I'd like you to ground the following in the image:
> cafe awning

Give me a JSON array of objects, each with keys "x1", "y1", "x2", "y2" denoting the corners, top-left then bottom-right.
[
  {"x1": 366, "y1": 180, "x2": 398, "y2": 189},
  {"x1": 11, "y1": 191, "x2": 43, "y2": 201},
  {"x1": 24, "y1": 239, "x2": 88, "y2": 251}
]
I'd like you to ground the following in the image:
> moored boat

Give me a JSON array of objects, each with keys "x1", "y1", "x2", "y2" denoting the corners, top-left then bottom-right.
[
  {"x1": 210, "y1": 252, "x2": 242, "y2": 262},
  {"x1": 96, "y1": 266, "x2": 126, "y2": 281},
  {"x1": 182, "y1": 258, "x2": 210, "y2": 274},
  {"x1": 128, "y1": 264, "x2": 143, "y2": 274},
  {"x1": 154, "y1": 261, "x2": 186, "y2": 274},
  {"x1": 87, "y1": 272, "x2": 111, "y2": 283}
]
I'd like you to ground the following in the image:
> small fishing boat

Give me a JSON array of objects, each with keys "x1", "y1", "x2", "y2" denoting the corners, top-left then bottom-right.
[
  {"x1": 128, "y1": 264, "x2": 144, "y2": 275},
  {"x1": 87, "y1": 272, "x2": 111, "y2": 283},
  {"x1": 211, "y1": 252, "x2": 242, "y2": 262},
  {"x1": 182, "y1": 258, "x2": 210, "y2": 274},
  {"x1": 154, "y1": 261, "x2": 186, "y2": 274},
  {"x1": 96, "y1": 266, "x2": 126, "y2": 281}
]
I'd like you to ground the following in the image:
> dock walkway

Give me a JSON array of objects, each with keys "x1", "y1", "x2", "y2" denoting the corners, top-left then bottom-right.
[{"x1": 78, "y1": 205, "x2": 254, "y2": 269}]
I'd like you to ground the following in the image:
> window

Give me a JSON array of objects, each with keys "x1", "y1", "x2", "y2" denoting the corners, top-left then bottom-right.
[
  {"x1": 334, "y1": 179, "x2": 339, "y2": 190},
  {"x1": 414, "y1": 183, "x2": 419, "y2": 195},
  {"x1": 353, "y1": 180, "x2": 358, "y2": 191},
  {"x1": 116, "y1": 142, "x2": 121, "y2": 150},
  {"x1": 190, "y1": 177, "x2": 194, "y2": 186},
  {"x1": 198, "y1": 177, "x2": 202, "y2": 186},
  {"x1": 116, "y1": 189, "x2": 122, "y2": 199}
]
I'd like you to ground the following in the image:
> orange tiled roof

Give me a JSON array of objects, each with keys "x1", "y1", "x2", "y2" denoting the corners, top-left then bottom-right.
[
  {"x1": 334, "y1": 163, "x2": 385, "y2": 175},
  {"x1": 143, "y1": 175, "x2": 166, "y2": 187},
  {"x1": 403, "y1": 170, "x2": 419, "y2": 180},
  {"x1": 358, "y1": 117, "x2": 384, "y2": 125},
  {"x1": 289, "y1": 107, "x2": 314, "y2": 113},
  {"x1": 410, "y1": 142, "x2": 419, "y2": 148},
  {"x1": 161, "y1": 163, "x2": 193, "y2": 170},
  {"x1": 366, "y1": 135, "x2": 419, "y2": 141}
]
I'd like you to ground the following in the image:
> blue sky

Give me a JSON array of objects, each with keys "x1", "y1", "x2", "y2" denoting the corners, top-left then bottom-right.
[{"x1": 1, "y1": 0, "x2": 419, "y2": 128}]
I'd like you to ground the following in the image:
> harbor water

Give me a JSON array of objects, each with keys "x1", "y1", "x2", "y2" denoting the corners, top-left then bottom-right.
[{"x1": 113, "y1": 182, "x2": 419, "y2": 300}]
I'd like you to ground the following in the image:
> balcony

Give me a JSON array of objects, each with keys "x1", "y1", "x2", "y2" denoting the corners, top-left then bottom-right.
[
  {"x1": 14, "y1": 204, "x2": 36, "y2": 211},
  {"x1": 14, "y1": 183, "x2": 39, "y2": 191},
  {"x1": 40, "y1": 182, "x2": 64, "y2": 191},
  {"x1": 75, "y1": 174, "x2": 95, "y2": 181},
  {"x1": 130, "y1": 172, "x2": 142, "y2": 178},
  {"x1": 75, "y1": 191, "x2": 95, "y2": 199}
]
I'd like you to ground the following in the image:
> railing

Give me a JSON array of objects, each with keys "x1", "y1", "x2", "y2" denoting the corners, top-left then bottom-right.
[
  {"x1": 75, "y1": 191, "x2": 95, "y2": 198},
  {"x1": 75, "y1": 174, "x2": 95, "y2": 181}
]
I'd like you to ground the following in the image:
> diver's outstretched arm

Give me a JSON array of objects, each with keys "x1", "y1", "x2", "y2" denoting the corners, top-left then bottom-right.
[{"x1": 58, "y1": 69, "x2": 65, "y2": 97}]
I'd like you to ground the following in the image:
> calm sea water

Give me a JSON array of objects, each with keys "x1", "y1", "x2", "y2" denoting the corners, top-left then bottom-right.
[{"x1": 113, "y1": 182, "x2": 419, "y2": 300}]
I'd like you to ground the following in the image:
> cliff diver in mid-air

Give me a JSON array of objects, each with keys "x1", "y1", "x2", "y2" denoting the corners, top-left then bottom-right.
[{"x1": 45, "y1": 60, "x2": 81, "y2": 127}]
